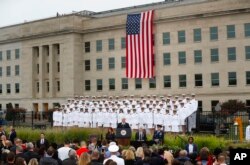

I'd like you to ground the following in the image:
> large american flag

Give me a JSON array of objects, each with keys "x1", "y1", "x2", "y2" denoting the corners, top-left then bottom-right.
[{"x1": 126, "y1": 10, "x2": 154, "y2": 78}]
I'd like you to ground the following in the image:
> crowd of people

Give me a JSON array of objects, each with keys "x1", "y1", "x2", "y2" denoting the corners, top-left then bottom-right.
[
  {"x1": 0, "y1": 126, "x2": 230, "y2": 165},
  {"x1": 53, "y1": 94, "x2": 198, "y2": 134}
]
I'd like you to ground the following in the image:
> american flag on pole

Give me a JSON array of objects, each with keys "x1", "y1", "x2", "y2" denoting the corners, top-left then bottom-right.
[{"x1": 126, "y1": 10, "x2": 154, "y2": 78}]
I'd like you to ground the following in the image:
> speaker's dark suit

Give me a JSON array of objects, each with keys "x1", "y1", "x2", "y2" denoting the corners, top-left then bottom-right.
[{"x1": 117, "y1": 122, "x2": 130, "y2": 128}]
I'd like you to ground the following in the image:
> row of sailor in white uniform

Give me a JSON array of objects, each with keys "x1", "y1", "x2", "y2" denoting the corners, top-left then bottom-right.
[{"x1": 53, "y1": 95, "x2": 198, "y2": 132}]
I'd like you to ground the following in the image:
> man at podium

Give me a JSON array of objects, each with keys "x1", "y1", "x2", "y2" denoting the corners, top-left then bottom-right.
[
  {"x1": 117, "y1": 118, "x2": 130, "y2": 128},
  {"x1": 116, "y1": 118, "x2": 131, "y2": 146}
]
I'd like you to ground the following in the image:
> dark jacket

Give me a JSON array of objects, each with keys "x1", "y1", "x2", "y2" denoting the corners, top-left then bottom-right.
[
  {"x1": 152, "y1": 130, "x2": 164, "y2": 143},
  {"x1": 184, "y1": 143, "x2": 198, "y2": 155},
  {"x1": 117, "y1": 122, "x2": 130, "y2": 128},
  {"x1": 62, "y1": 157, "x2": 77, "y2": 165},
  {"x1": 40, "y1": 156, "x2": 58, "y2": 165},
  {"x1": 9, "y1": 131, "x2": 17, "y2": 144},
  {"x1": 36, "y1": 139, "x2": 49, "y2": 149},
  {"x1": 24, "y1": 151, "x2": 41, "y2": 164},
  {"x1": 105, "y1": 132, "x2": 116, "y2": 142},
  {"x1": 90, "y1": 160, "x2": 103, "y2": 165}
]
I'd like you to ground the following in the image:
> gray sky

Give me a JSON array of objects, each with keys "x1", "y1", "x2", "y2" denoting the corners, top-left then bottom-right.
[{"x1": 0, "y1": 0, "x2": 163, "y2": 27}]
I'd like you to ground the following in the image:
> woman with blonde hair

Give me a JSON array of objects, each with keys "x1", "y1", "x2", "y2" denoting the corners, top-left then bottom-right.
[
  {"x1": 28, "y1": 158, "x2": 39, "y2": 165},
  {"x1": 124, "y1": 149, "x2": 135, "y2": 165},
  {"x1": 164, "y1": 150, "x2": 174, "y2": 165},
  {"x1": 78, "y1": 152, "x2": 91, "y2": 165},
  {"x1": 135, "y1": 147, "x2": 144, "y2": 161}
]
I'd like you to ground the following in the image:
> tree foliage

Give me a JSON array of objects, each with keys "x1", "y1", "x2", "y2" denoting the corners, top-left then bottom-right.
[{"x1": 221, "y1": 100, "x2": 246, "y2": 115}]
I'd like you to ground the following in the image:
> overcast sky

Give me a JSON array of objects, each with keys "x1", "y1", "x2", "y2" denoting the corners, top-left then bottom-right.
[{"x1": 0, "y1": 0, "x2": 163, "y2": 27}]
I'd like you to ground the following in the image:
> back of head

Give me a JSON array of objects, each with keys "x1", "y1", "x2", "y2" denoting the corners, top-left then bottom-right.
[
  {"x1": 179, "y1": 150, "x2": 188, "y2": 157},
  {"x1": 80, "y1": 141, "x2": 87, "y2": 147},
  {"x1": 28, "y1": 158, "x2": 39, "y2": 165},
  {"x1": 91, "y1": 149, "x2": 99, "y2": 160},
  {"x1": 26, "y1": 142, "x2": 34, "y2": 150},
  {"x1": 46, "y1": 147, "x2": 55, "y2": 156},
  {"x1": 125, "y1": 149, "x2": 135, "y2": 160},
  {"x1": 15, "y1": 157, "x2": 26, "y2": 165},
  {"x1": 79, "y1": 152, "x2": 91, "y2": 165},
  {"x1": 68, "y1": 149, "x2": 77, "y2": 159},
  {"x1": 7, "y1": 151, "x2": 15, "y2": 163}
]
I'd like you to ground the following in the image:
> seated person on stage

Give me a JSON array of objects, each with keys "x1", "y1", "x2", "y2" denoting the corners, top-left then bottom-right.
[
  {"x1": 106, "y1": 127, "x2": 116, "y2": 142},
  {"x1": 153, "y1": 124, "x2": 164, "y2": 145},
  {"x1": 117, "y1": 118, "x2": 130, "y2": 128},
  {"x1": 135, "y1": 127, "x2": 147, "y2": 142}
]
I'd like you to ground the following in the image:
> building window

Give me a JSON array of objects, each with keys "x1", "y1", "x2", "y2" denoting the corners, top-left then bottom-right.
[
  {"x1": 36, "y1": 82, "x2": 39, "y2": 93},
  {"x1": 193, "y1": 28, "x2": 201, "y2": 42},
  {"x1": 163, "y1": 53, "x2": 171, "y2": 65},
  {"x1": 195, "y1": 74, "x2": 203, "y2": 87},
  {"x1": 55, "y1": 44, "x2": 60, "y2": 55},
  {"x1": 15, "y1": 83, "x2": 20, "y2": 93},
  {"x1": 228, "y1": 47, "x2": 236, "y2": 61},
  {"x1": 6, "y1": 66, "x2": 11, "y2": 76},
  {"x1": 163, "y1": 75, "x2": 171, "y2": 88},
  {"x1": 0, "y1": 67, "x2": 2, "y2": 77},
  {"x1": 121, "y1": 78, "x2": 128, "y2": 90},
  {"x1": 46, "y1": 81, "x2": 50, "y2": 92},
  {"x1": 228, "y1": 72, "x2": 237, "y2": 86},
  {"x1": 6, "y1": 50, "x2": 11, "y2": 60},
  {"x1": 246, "y1": 71, "x2": 250, "y2": 85},
  {"x1": 15, "y1": 49, "x2": 20, "y2": 59},
  {"x1": 85, "y1": 42, "x2": 90, "y2": 53},
  {"x1": 96, "y1": 40, "x2": 102, "y2": 52},
  {"x1": 121, "y1": 37, "x2": 126, "y2": 49},
  {"x1": 109, "y1": 57, "x2": 115, "y2": 69},
  {"x1": 163, "y1": 32, "x2": 170, "y2": 45},
  {"x1": 245, "y1": 46, "x2": 250, "y2": 60},
  {"x1": 14, "y1": 104, "x2": 19, "y2": 108},
  {"x1": 0, "y1": 51, "x2": 2, "y2": 61},
  {"x1": 245, "y1": 23, "x2": 250, "y2": 37},
  {"x1": 135, "y1": 78, "x2": 142, "y2": 89},
  {"x1": 108, "y1": 38, "x2": 115, "y2": 50},
  {"x1": 37, "y1": 64, "x2": 39, "y2": 74},
  {"x1": 211, "y1": 100, "x2": 219, "y2": 111},
  {"x1": 198, "y1": 101, "x2": 203, "y2": 112},
  {"x1": 227, "y1": 25, "x2": 235, "y2": 38},
  {"x1": 211, "y1": 48, "x2": 219, "y2": 62},
  {"x1": 109, "y1": 78, "x2": 115, "y2": 90},
  {"x1": 210, "y1": 26, "x2": 218, "y2": 40},
  {"x1": 211, "y1": 73, "x2": 219, "y2": 86},
  {"x1": 178, "y1": 30, "x2": 185, "y2": 43},
  {"x1": 85, "y1": 80, "x2": 91, "y2": 91},
  {"x1": 179, "y1": 74, "x2": 186, "y2": 87},
  {"x1": 194, "y1": 50, "x2": 202, "y2": 63},
  {"x1": 6, "y1": 84, "x2": 11, "y2": 94},
  {"x1": 57, "y1": 81, "x2": 60, "y2": 92},
  {"x1": 96, "y1": 79, "x2": 103, "y2": 91},
  {"x1": 96, "y1": 59, "x2": 102, "y2": 70},
  {"x1": 0, "y1": 84, "x2": 2, "y2": 94},
  {"x1": 178, "y1": 51, "x2": 186, "y2": 64},
  {"x1": 46, "y1": 63, "x2": 49, "y2": 73},
  {"x1": 149, "y1": 78, "x2": 156, "y2": 89},
  {"x1": 85, "y1": 60, "x2": 90, "y2": 71},
  {"x1": 57, "y1": 62, "x2": 60, "y2": 72},
  {"x1": 15, "y1": 65, "x2": 20, "y2": 76},
  {"x1": 121, "y1": 57, "x2": 126, "y2": 68}
]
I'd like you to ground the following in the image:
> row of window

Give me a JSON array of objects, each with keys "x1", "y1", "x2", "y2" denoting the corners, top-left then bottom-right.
[
  {"x1": 84, "y1": 71, "x2": 250, "y2": 91},
  {"x1": 0, "y1": 49, "x2": 20, "y2": 61},
  {"x1": 0, "y1": 83, "x2": 20, "y2": 94},
  {"x1": 0, "y1": 65, "x2": 20, "y2": 77},
  {"x1": 84, "y1": 46, "x2": 250, "y2": 71},
  {"x1": 35, "y1": 62, "x2": 60, "y2": 74},
  {"x1": 35, "y1": 81, "x2": 60, "y2": 93},
  {"x1": 84, "y1": 23, "x2": 250, "y2": 53}
]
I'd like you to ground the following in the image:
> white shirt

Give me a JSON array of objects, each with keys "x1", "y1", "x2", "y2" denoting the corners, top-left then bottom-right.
[
  {"x1": 188, "y1": 144, "x2": 194, "y2": 154},
  {"x1": 103, "y1": 155, "x2": 125, "y2": 165},
  {"x1": 246, "y1": 125, "x2": 250, "y2": 140},
  {"x1": 57, "y1": 146, "x2": 71, "y2": 161}
]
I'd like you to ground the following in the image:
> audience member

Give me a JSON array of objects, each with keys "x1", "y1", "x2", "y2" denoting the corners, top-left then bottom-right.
[
  {"x1": 27, "y1": 158, "x2": 38, "y2": 165},
  {"x1": 76, "y1": 141, "x2": 89, "y2": 157},
  {"x1": 105, "y1": 127, "x2": 116, "y2": 142},
  {"x1": 62, "y1": 149, "x2": 78, "y2": 165},
  {"x1": 78, "y1": 152, "x2": 91, "y2": 165},
  {"x1": 39, "y1": 146, "x2": 58, "y2": 165},
  {"x1": 57, "y1": 140, "x2": 72, "y2": 161},
  {"x1": 23, "y1": 142, "x2": 40, "y2": 164}
]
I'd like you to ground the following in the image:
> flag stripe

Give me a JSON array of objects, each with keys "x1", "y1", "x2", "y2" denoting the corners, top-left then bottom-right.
[{"x1": 126, "y1": 10, "x2": 154, "y2": 78}]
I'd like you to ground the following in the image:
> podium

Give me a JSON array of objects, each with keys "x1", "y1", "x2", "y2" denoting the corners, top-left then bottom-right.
[{"x1": 116, "y1": 128, "x2": 131, "y2": 146}]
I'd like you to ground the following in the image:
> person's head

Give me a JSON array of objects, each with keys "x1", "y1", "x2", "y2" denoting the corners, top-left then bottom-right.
[
  {"x1": 217, "y1": 153, "x2": 226, "y2": 164},
  {"x1": 26, "y1": 142, "x2": 34, "y2": 151},
  {"x1": 28, "y1": 158, "x2": 38, "y2": 165},
  {"x1": 179, "y1": 150, "x2": 188, "y2": 157},
  {"x1": 157, "y1": 125, "x2": 162, "y2": 131},
  {"x1": 64, "y1": 140, "x2": 70, "y2": 146},
  {"x1": 135, "y1": 147, "x2": 144, "y2": 158},
  {"x1": 6, "y1": 151, "x2": 15, "y2": 163},
  {"x1": 125, "y1": 149, "x2": 135, "y2": 160},
  {"x1": 122, "y1": 118, "x2": 126, "y2": 123},
  {"x1": 91, "y1": 149, "x2": 99, "y2": 160},
  {"x1": 199, "y1": 147, "x2": 210, "y2": 160},
  {"x1": 14, "y1": 138, "x2": 23, "y2": 146},
  {"x1": 68, "y1": 149, "x2": 77, "y2": 159},
  {"x1": 46, "y1": 147, "x2": 55, "y2": 156},
  {"x1": 78, "y1": 152, "x2": 91, "y2": 165},
  {"x1": 108, "y1": 127, "x2": 114, "y2": 133},
  {"x1": 15, "y1": 157, "x2": 26, "y2": 165},
  {"x1": 188, "y1": 136, "x2": 194, "y2": 144},
  {"x1": 1, "y1": 134, "x2": 7, "y2": 141},
  {"x1": 40, "y1": 133, "x2": 45, "y2": 139},
  {"x1": 80, "y1": 141, "x2": 87, "y2": 147},
  {"x1": 16, "y1": 145, "x2": 23, "y2": 154},
  {"x1": 108, "y1": 142, "x2": 119, "y2": 154},
  {"x1": 164, "y1": 150, "x2": 174, "y2": 165}
]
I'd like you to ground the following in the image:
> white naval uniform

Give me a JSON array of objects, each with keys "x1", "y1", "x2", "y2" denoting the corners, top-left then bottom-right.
[
  {"x1": 171, "y1": 113, "x2": 180, "y2": 133},
  {"x1": 246, "y1": 125, "x2": 250, "y2": 141},
  {"x1": 163, "y1": 113, "x2": 172, "y2": 132}
]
